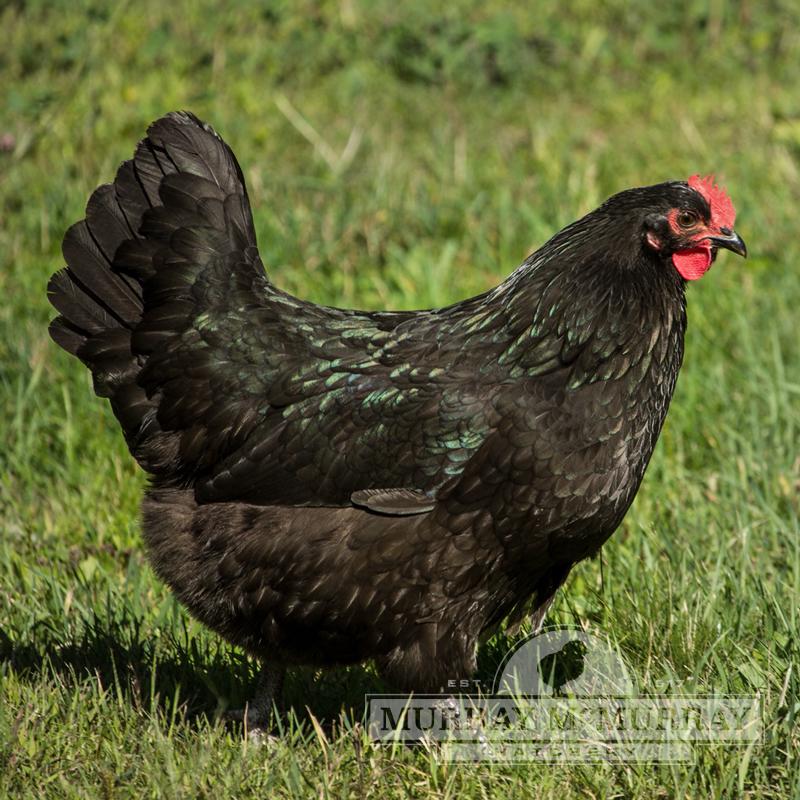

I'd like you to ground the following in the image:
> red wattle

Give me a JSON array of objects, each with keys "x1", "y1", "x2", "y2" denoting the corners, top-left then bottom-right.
[{"x1": 672, "y1": 247, "x2": 712, "y2": 281}]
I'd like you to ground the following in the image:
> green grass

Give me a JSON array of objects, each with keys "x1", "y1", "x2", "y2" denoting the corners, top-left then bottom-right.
[{"x1": 2, "y1": 0, "x2": 799, "y2": 796}]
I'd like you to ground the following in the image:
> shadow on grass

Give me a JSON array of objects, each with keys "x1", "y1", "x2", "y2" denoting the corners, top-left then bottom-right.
[{"x1": 0, "y1": 615, "x2": 390, "y2": 733}]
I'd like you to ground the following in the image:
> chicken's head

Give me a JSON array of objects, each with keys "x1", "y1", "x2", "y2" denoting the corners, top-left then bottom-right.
[{"x1": 643, "y1": 174, "x2": 746, "y2": 280}]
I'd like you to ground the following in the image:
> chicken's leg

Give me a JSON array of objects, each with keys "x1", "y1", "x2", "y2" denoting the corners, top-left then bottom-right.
[{"x1": 227, "y1": 662, "x2": 286, "y2": 732}]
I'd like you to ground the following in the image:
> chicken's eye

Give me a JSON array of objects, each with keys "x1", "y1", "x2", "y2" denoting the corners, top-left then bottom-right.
[{"x1": 677, "y1": 210, "x2": 699, "y2": 228}]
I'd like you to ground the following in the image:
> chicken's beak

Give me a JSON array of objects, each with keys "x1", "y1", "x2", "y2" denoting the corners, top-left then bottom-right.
[{"x1": 706, "y1": 229, "x2": 747, "y2": 258}]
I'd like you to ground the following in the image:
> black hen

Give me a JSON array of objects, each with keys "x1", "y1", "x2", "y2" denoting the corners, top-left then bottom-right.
[{"x1": 48, "y1": 113, "x2": 745, "y2": 722}]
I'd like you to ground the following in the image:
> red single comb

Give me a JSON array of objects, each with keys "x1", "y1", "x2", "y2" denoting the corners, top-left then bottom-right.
[{"x1": 688, "y1": 174, "x2": 736, "y2": 230}]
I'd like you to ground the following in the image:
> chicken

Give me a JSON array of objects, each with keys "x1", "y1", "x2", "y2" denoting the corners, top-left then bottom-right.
[{"x1": 48, "y1": 112, "x2": 746, "y2": 725}]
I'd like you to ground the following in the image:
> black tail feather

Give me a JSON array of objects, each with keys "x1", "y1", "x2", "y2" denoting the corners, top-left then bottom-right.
[{"x1": 48, "y1": 111, "x2": 250, "y2": 476}]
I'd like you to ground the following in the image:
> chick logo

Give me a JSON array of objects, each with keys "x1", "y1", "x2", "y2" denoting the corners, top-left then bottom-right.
[{"x1": 493, "y1": 627, "x2": 636, "y2": 698}]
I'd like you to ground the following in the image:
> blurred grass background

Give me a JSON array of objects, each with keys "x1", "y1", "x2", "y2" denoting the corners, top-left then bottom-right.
[{"x1": 1, "y1": 1, "x2": 799, "y2": 797}]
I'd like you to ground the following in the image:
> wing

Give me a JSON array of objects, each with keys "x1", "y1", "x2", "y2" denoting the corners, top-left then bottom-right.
[{"x1": 135, "y1": 234, "x2": 502, "y2": 505}]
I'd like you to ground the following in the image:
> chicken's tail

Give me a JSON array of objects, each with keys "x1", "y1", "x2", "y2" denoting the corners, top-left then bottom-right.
[{"x1": 48, "y1": 112, "x2": 258, "y2": 478}]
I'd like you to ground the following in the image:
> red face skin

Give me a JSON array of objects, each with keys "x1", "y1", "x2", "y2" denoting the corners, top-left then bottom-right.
[{"x1": 669, "y1": 175, "x2": 737, "y2": 281}]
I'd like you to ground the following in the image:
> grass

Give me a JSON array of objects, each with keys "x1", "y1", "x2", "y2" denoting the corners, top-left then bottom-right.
[{"x1": 1, "y1": 0, "x2": 799, "y2": 796}]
